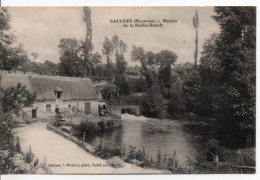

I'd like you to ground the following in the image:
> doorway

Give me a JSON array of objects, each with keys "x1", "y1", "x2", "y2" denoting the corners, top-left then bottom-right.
[
  {"x1": 32, "y1": 109, "x2": 37, "y2": 118},
  {"x1": 84, "y1": 103, "x2": 91, "y2": 115}
]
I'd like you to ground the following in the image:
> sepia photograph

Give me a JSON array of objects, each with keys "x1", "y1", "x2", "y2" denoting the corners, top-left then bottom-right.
[{"x1": 0, "y1": 6, "x2": 256, "y2": 175}]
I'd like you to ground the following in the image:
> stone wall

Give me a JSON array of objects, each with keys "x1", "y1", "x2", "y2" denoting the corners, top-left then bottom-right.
[{"x1": 46, "y1": 123, "x2": 94, "y2": 153}]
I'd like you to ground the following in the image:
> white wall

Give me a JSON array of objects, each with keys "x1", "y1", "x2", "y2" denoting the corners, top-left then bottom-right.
[{"x1": 32, "y1": 99, "x2": 99, "y2": 116}]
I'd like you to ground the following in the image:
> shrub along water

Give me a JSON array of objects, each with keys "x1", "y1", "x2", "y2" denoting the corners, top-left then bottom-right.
[{"x1": 94, "y1": 144, "x2": 181, "y2": 172}]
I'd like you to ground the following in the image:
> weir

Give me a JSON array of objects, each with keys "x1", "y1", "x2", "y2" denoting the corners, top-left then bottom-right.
[{"x1": 110, "y1": 105, "x2": 141, "y2": 117}]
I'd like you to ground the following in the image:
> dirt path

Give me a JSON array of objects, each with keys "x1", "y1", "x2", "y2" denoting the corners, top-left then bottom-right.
[{"x1": 14, "y1": 122, "x2": 164, "y2": 174}]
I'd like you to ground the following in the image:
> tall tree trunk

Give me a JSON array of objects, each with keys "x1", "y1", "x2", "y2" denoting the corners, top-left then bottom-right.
[
  {"x1": 193, "y1": 9, "x2": 199, "y2": 68},
  {"x1": 83, "y1": 7, "x2": 93, "y2": 78},
  {"x1": 140, "y1": 59, "x2": 153, "y2": 88},
  {"x1": 194, "y1": 28, "x2": 198, "y2": 68},
  {"x1": 89, "y1": 65, "x2": 92, "y2": 78},
  {"x1": 0, "y1": 69, "x2": 3, "y2": 89}
]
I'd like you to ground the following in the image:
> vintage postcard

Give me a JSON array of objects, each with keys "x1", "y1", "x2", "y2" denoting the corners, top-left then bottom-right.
[{"x1": 0, "y1": 6, "x2": 256, "y2": 175}]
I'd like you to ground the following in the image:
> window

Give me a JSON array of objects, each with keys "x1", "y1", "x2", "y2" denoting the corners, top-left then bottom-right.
[
  {"x1": 53, "y1": 87, "x2": 63, "y2": 99},
  {"x1": 46, "y1": 104, "x2": 52, "y2": 112},
  {"x1": 84, "y1": 103, "x2": 91, "y2": 115},
  {"x1": 56, "y1": 91, "x2": 62, "y2": 99}
]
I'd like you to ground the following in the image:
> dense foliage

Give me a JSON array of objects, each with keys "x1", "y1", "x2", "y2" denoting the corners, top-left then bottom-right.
[
  {"x1": 0, "y1": 83, "x2": 36, "y2": 114},
  {"x1": 211, "y1": 7, "x2": 256, "y2": 147},
  {"x1": 0, "y1": 8, "x2": 28, "y2": 72},
  {"x1": 130, "y1": 7, "x2": 255, "y2": 148},
  {"x1": 99, "y1": 84, "x2": 117, "y2": 101},
  {"x1": 0, "y1": 9, "x2": 37, "y2": 174},
  {"x1": 142, "y1": 80, "x2": 165, "y2": 118}
]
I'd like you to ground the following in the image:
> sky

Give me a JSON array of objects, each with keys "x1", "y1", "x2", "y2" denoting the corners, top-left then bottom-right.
[{"x1": 7, "y1": 7, "x2": 220, "y2": 66}]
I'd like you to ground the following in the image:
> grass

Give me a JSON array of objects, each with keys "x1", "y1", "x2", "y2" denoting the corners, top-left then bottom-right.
[{"x1": 182, "y1": 119, "x2": 256, "y2": 173}]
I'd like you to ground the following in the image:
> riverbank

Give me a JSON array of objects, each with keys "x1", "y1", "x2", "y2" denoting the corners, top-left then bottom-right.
[
  {"x1": 182, "y1": 119, "x2": 256, "y2": 173},
  {"x1": 13, "y1": 122, "x2": 165, "y2": 174},
  {"x1": 87, "y1": 114, "x2": 198, "y2": 168}
]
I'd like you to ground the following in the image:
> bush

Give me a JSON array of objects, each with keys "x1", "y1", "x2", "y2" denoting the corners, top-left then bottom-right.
[
  {"x1": 106, "y1": 120, "x2": 114, "y2": 129},
  {"x1": 100, "y1": 84, "x2": 117, "y2": 101},
  {"x1": 71, "y1": 121, "x2": 97, "y2": 136},
  {"x1": 240, "y1": 148, "x2": 255, "y2": 167},
  {"x1": 97, "y1": 121, "x2": 105, "y2": 133},
  {"x1": 24, "y1": 145, "x2": 34, "y2": 163},
  {"x1": 0, "y1": 83, "x2": 36, "y2": 114},
  {"x1": 141, "y1": 81, "x2": 165, "y2": 118},
  {"x1": 183, "y1": 112, "x2": 197, "y2": 119},
  {"x1": 0, "y1": 110, "x2": 16, "y2": 153},
  {"x1": 125, "y1": 146, "x2": 146, "y2": 167},
  {"x1": 95, "y1": 145, "x2": 121, "y2": 159},
  {"x1": 205, "y1": 138, "x2": 225, "y2": 162}
]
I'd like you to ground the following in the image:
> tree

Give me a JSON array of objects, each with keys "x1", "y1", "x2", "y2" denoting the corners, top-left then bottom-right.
[
  {"x1": 0, "y1": 8, "x2": 36, "y2": 173},
  {"x1": 82, "y1": 7, "x2": 94, "y2": 77},
  {"x1": 30, "y1": 53, "x2": 38, "y2": 61},
  {"x1": 89, "y1": 52, "x2": 102, "y2": 69},
  {"x1": 21, "y1": 59, "x2": 32, "y2": 74},
  {"x1": 112, "y1": 35, "x2": 128, "y2": 95},
  {"x1": 0, "y1": 83, "x2": 36, "y2": 169},
  {"x1": 102, "y1": 37, "x2": 115, "y2": 82},
  {"x1": 197, "y1": 33, "x2": 222, "y2": 117},
  {"x1": 93, "y1": 64, "x2": 106, "y2": 80},
  {"x1": 173, "y1": 62, "x2": 194, "y2": 80},
  {"x1": 58, "y1": 38, "x2": 85, "y2": 77},
  {"x1": 127, "y1": 77, "x2": 148, "y2": 93},
  {"x1": 199, "y1": 33, "x2": 222, "y2": 82},
  {"x1": 146, "y1": 51, "x2": 156, "y2": 67},
  {"x1": 100, "y1": 84, "x2": 117, "y2": 101},
  {"x1": 168, "y1": 76, "x2": 186, "y2": 117},
  {"x1": 182, "y1": 68, "x2": 201, "y2": 115},
  {"x1": 209, "y1": 7, "x2": 256, "y2": 147},
  {"x1": 0, "y1": 108, "x2": 15, "y2": 151},
  {"x1": 0, "y1": 8, "x2": 28, "y2": 82},
  {"x1": 156, "y1": 50, "x2": 177, "y2": 98},
  {"x1": 1, "y1": 44, "x2": 28, "y2": 72},
  {"x1": 0, "y1": 83, "x2": 36, "y2": 114},
  {"x1": 43, "y1": 60, "x2": 59, "y2": 75},
  {"x1": 131, "y1": 46, "x2": 154, "y2": 88},
  {"x1": 141, "y1": 80, "x2": 164, "y2": 118},
  {"x1": 193, "y1": 9, "x2": 199, "y2": 67}
]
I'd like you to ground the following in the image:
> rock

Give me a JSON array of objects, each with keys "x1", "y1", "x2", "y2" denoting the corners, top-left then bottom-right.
[
  {"x1": 106, "y1": 156, "x2": 125, "y2": 168},
  {"x1": 36, "y1": 168, "x2": 45, "y2": 174},
  {"x1": 10, "y1": 153, "x2": 33, "y2": 173},
  {"x1": 129, "y1": 159, "x2": 142, "y2": 166},
  {"x1": 23, "y1": 163, "x2": 31, "y2": 172},
  {"x1": 10, "y1": 154, "x2": 25, "y2": 167},
  {"x1": 61, "y1": 126, "x2": 72, "y2": 133},
  {"x1": 12, "y1": 153, "x2": 24, "y2": 160},
  {"x1": 13, "y1": 166, "x2": 26, "y2": 174},
  {"x1": 12, "y1": 161, "x2": 31, "y2": 173},
  {"x1": 12, "y1": 159, "x2": 25, "y2": 167},
  {"x1": 84, "y1": 144, "x2": 94, "y2": 153}
]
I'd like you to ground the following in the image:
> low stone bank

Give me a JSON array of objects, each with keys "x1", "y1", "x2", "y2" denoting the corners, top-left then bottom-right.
[{"x1": 47, "y1": 123, "x2": 94, "y2": 153}]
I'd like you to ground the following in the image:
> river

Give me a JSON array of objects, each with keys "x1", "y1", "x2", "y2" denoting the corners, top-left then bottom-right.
[{"x1": 86, "y1": 114, "x2": 197, "y2": 166}]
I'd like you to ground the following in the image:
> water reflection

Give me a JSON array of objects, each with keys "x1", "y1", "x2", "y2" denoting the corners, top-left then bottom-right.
[{"x1": 86, "y1": 116, "x2": 197, "y2": 165}]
